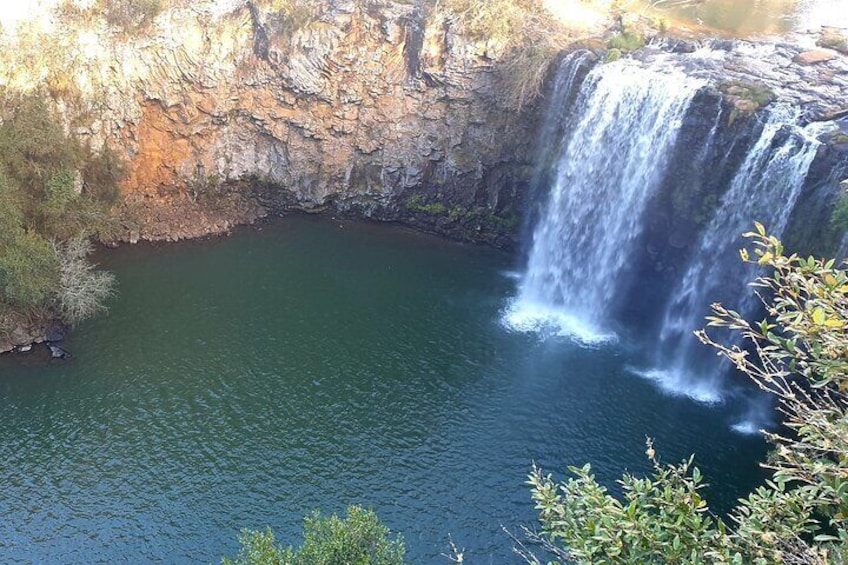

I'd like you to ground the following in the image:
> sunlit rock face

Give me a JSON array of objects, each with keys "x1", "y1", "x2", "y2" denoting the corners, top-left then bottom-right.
[
  {"x1": 1, "y1": 1, "x2": 542, "y2": 244},
  {"x1": 0, "y1": 1, "x2": 845, "y2": 247}
]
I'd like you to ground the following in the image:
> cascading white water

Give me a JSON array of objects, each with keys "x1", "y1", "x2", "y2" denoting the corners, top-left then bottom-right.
[
  {"x1": 504, "y1": 59, "x2": 705, "y2": 343},
  {"x1": 530, "y1": 50, "x2": 596, "y2": 162},
  {"x1": 518, "y1": 50, "x2": 597, "y2": 263},
  {"x1": 648, "y1": 109, "x2": 825, "y2": 404}
]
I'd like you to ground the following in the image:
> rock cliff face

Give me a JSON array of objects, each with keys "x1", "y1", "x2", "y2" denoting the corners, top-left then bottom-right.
[
  {"x1": 10, "y1": 2, "x2": 844, "y2": 252},
  {"x1": 56, "y1": 1, "x2": 542, "y2": 247}
]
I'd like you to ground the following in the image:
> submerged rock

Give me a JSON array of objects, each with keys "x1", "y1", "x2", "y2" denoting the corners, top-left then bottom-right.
[{"x1": 47, "y1": 344, "x2": 72, "y2": 360}]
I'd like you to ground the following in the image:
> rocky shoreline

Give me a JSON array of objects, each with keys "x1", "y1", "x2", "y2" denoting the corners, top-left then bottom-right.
[{"x1": 0, "y1": 319, "x2": 71, "y2": 358}]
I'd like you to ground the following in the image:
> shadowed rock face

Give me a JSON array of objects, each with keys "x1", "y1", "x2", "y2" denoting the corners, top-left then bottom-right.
[{"x1": 53, "y1": 1, "x2": 541, "y2": 246}]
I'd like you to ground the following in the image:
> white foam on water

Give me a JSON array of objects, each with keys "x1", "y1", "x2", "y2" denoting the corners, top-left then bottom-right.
[
  {"x1": 499, "y1": 270, "x2": 523, "y2": 281},
  {"x1": 630, "y1": 368, "x2": 724, "y2": 405},
  {"x1": 501, "y1": 298, "x2": 617, "y2": 346},
  {"x1": 730, "y1": 420, "x2": 763, "y2": 435},
  {"x1": 730, "y1": 398, "x2": 774, "y2": 435}
]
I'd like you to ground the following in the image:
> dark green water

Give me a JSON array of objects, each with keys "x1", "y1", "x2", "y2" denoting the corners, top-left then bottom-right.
[{"x1": 0, "y1": 217, "x2": 767, "y2": 563}]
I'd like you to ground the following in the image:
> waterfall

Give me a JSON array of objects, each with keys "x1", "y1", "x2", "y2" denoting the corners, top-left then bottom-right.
[
  {"x1": 647, "y1": 109, "x2": 824, "y2": 403},
  {"x1": 506, "y1": 50, "x2": 840, "y2": 424},
  {"x1": 519, "y1": 51, "x2": 596, "y2": 258},
  {"x1": 504, "y1": 59, "x2": 705, "y2": 342},
  {"x1": 532, "y1": 50, "x2": 596, "y2": 158}
]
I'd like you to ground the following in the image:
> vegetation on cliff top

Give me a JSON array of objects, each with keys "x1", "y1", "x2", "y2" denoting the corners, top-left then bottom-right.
[
  {"x1": 433, "y1": 0, "x2": 574, "y2": 109},
  {"x1": 57, "y1": 0, "x2": 165, "y2": 35},
  {"x1": 718, "y1": 80, "x2": 775, "y2": 125},
  {"x1": 817, "y1": 28, "x2": 848, "y2": 54}
]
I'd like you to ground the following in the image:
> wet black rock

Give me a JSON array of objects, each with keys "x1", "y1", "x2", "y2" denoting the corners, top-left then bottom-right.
[{"x1": 47, "y1": 344, "x2": 72, "y2": 360}]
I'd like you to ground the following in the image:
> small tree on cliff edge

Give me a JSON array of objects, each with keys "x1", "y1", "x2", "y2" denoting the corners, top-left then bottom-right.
[{"x1": 523, "y1": 223, "x2": 848, "y2": 564}]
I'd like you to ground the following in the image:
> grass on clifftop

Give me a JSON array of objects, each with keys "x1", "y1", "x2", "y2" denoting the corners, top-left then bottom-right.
[
  {"x1": 718, "y1": 80, "x2": 775, "y2": 124},
  {"x1": 57, "y1": 0, "x2": 164, "y2": 35},
  {"x1": 433, "y1": 0, "x2": 575, "y2": 110}
]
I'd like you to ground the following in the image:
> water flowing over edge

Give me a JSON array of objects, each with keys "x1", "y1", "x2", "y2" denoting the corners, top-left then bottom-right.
[
  {"x1": 504, "y1": 49, "x2": 843, "y2": 432},
  {"x1": 503, "y1": 57, "x2": 705, "y2": 346},
  {"x1": 646, "y1": 108, "x2": 830, "y2": 407}
]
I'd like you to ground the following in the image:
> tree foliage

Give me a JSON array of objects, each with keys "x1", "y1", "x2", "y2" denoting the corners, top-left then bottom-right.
[
  {"x1": 524, "y1": 223, "x2": 848, "y2": 564},
  {"x1": 526, "y1": 443, "x2": 723, "y2": 564},
  {"x1": 0, "y1": 230, "x2": 59, "y2": 314},
  {"x1": 0, "y1": 95, "x2": 121, "y2": 334},
  {"x1": 223, "y1": 505, "x2": 407, "y2": 565}
]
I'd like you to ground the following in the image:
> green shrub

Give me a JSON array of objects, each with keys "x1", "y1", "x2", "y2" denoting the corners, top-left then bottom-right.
[
  {"x1": 45, "y1": 170, "x2": 78, "y2": 213},
  {"x1": 0, "y1": 95, "x2": 120, "y2": 329},
  {"x1": 605, "y1": 48, "x2": 623, "y2": 62},
  {"x1": 528, "y1": 443, "x2": 722, "y2": 564},
  {"x1": 0, "y1": 96, "x2": 83, "y2": 207},
  {"x1": 719, "y1": 81, "x2": 775, "y2": 125},
  {"x1": 0, "y1": 231, "x2": 59, "y2": 313},
  {"x1": 525, "y1": 224, "x2": 848, "y2": 564},
  {"x1": 607, "y1": 31, "x2": 645, "y2": 53},
  {"x1": 0, "y1": 169, "x2": 25, "y2": 246},
  {"x1": 831, "y1": 190, "x2": 848, "y2": 233},
  {"x1": 223, "y1": 506, "x2": 407, "y2": 565}
]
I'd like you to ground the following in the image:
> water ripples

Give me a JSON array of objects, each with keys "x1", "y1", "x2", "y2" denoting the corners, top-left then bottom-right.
[{"x1": 0, "y1": 218, "x2": 768, "y2": 563}]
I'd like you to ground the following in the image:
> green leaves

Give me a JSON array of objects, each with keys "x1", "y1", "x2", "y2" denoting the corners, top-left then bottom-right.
[
  {"x1": 223, "y1": 506, "x2": 407, "y2": 565},
  {"x1": 529, "y1": 439, "x2": 728, "y2": 564},
  {"x1": 0, "y1": 94, "x2": 121, "y2": 333},
  {"x1": 530, "y1": 225, "x2": 848, "y2": 564},
  {"x1": 0, "y1": 230, "x2": 59, "y2": 311}
]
